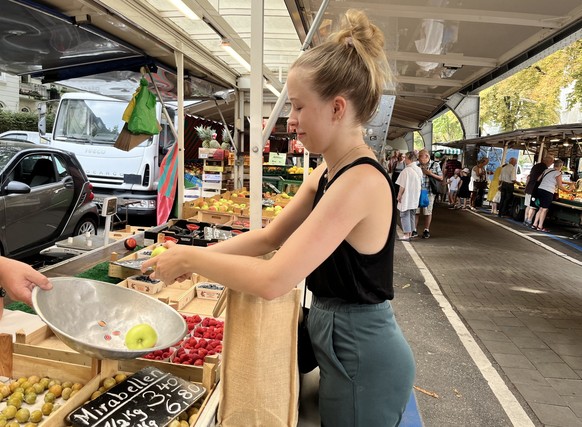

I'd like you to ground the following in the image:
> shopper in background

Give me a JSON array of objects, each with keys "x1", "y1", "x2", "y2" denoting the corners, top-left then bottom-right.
[
  {"x1": 457, "y1": 167, "x2": 472, "y2": 209},
  {"x1": 444, "y1": 154, "x2": 462, "y2": 181},
  {"x1": 531, "y1": 159, "x2": 572, "y2": 232},
  {"x1": 497, "y1": 157, "x2": 518, "y2": 217},
  {"x1": 523, "y1": 154, "x2": 554, "y2": 227},
  {"x1": 0, "y1": 256, "x2": 52, "y2": 318},
  {"x1": 470, "y1": 157, "x2": 489, "y2": 210},
  {"x1": 416, "y1": 149, "x2": 444, "y2": 238},
  {"x1": 396, "y1": 151, "x2": 422, "y2": 241},
  {"x1": 387, "y1": 149, "x2": 401, "y2": 175},
  {"x1": 143, "y1": 9, "x2": 415, "y2": 427},
  {"x1": 487, "y1": 165, "x2": 503, "y2": 215},
  {"x1": 447, "y1": 168, "x2": 461, "y2": 208},
  {"x1": 391, "y1": 152, "x2": 405, "y2": 195}
]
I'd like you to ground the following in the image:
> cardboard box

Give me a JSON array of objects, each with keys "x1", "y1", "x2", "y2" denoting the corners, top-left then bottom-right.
[
  {"x1": 196, "y1": 283, "x2": 225, "y2": 300},
  {"x1": 126, "y1": 274, "x2": 165, "y2": 294},
  {"x1": 232, "y1": 214, "x2": 271, "y2": 228},
  {"x1": 198, "y1": 148, "x2": 226, "y2": 160},
  {"x1": 197, "y1": 210, "x2": 233, "y2": 225}
]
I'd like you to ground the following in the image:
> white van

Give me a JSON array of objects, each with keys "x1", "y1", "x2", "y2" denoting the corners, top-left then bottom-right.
[
  {"x1": 49, "y1": 92, "x2": 176, "y2": 217},
  {"x1": 516, "y1": 163, "x2": 533, "y2": 184}
]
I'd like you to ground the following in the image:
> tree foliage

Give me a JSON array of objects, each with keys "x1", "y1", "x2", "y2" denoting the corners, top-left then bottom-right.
[
  {"x1": 432, "y1": 111, "x2": 463, "y2": 143},
  {"x1": 480, "y1": 39, "x2": 582, "y2": 132}
]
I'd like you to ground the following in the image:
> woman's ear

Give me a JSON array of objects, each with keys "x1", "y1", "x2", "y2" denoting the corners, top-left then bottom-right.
[{"x1": 332, "y1": 96, "x2": 347, "y2": 121}]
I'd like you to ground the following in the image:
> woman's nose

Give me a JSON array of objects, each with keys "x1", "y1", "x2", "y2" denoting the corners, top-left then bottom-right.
[{"x1": 287, "y1": 119, "x2": 297, "y2": 133}]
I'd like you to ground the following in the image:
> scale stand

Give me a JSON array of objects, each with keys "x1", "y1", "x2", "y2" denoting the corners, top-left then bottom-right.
[{"x1": 101, "y1": 197, "x2": 118, "y2": 246}]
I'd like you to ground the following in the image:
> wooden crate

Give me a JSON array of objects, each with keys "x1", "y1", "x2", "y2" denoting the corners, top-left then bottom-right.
[
  {"x1": 109, "y1": 225, "x2": 150, "y2": 241},
  {"x1": 1, "y1": 333, "x2": 98, "y2": 427},
  {"x1": 118, "y1": 277, "x2": 197, "y2": 311},
  {"x1": 4, "y1": 322, "x2": 221, "y2": 426}
]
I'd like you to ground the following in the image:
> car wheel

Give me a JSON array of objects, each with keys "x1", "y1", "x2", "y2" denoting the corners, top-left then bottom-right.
[{"x1": 74, "y1": 217, "x2": 97, "y2": 235}]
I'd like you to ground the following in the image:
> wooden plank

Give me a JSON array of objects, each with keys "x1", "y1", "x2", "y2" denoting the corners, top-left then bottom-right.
[
  {"x1": 15, "y1": 323, "x2": 53, "y2": 344},
  {"x1": 12, "y1": 353, "x2": 94, "y2": 383},
  {"x1": 0, "y1": 333, "x2": 13, "y2": 377},
  {"x1": 13, "y1": 342, "x2": 91, "y2": 366}
]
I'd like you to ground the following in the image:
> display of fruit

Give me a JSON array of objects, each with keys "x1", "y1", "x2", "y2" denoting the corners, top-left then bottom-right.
[
  {"x1": 143, "y1": 348, "x2": 174, "y2": 361},
  {"x1": 171, "y1": 339, "x2": 221, "y2": 366},
  {"x1": 124, "y1": 323, "x2": 158, "y2": 349},
  {"x1": 0, "y1": 375, "x2": 85, "y2": 426},
  {"x1": 192, "y1": 317, "x2": 224, "y2": 340},
  {"x1": 182, "y1": 314, "x2": 203, "y2": 333},
  {"x1": 130, "y1": 275, "x2": 161, "y2": 284}
]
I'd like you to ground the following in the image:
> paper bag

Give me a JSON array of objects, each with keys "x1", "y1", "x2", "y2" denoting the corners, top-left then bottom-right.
[{"x1": 217, "y1": 288, "x2": 301, "y2": 427}]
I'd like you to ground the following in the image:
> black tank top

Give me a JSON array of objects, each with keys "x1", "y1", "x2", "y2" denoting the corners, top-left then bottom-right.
[{"x1": 305, "y1": 157, "x2": 397, "y2": 303}]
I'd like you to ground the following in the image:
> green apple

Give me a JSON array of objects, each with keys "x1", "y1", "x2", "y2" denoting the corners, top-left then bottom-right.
[
  {"x1": 150, "y1": 246, "x2": 168, "y2": 258},
  {"x1": 124, "y1": 323, "x2": 158, "y2": 349}
]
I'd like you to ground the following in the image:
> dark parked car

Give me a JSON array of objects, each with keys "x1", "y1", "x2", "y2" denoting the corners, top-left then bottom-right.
[{"x1": 0, "y1": 140, "x2": 100, "y2": 259}]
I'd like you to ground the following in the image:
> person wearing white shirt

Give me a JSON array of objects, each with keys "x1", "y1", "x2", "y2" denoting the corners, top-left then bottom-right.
[
  {"x1": 447, "y1": 169, "x2": 461, "y2": 207},
  {"x1": 395, "y1": 152, "x2": 422, "y2": 241},
  {"x1": 497, "y1": 157, "x2": 518, "y2": 217},
  {"x1": 531, "y1": 159, "x2": 572, "y2": 232}
]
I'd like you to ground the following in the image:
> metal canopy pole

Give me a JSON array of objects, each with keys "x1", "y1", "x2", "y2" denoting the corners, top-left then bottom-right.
[
  {"x1": 249, "y1": 0, "x2": 265, "y2": 230},
  {"x1": 175, "y1": 50, "x2": 185, "y2": 219},
  {"x1": 261, "y1": 0, "x2": 331, "y2": 147}
]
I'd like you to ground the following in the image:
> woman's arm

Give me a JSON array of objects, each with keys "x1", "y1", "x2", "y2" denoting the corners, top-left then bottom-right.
[
  {"x1": 556, "y1": 174, "x2": 572, "y2": 193},
  {"x1": 142, "y1": 163, "x2": 391, "y2": 300}
]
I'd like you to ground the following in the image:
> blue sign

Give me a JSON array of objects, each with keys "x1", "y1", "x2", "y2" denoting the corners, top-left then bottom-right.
[{"x1": 480, "y1": 147, "x2": 520, "y2": 177}]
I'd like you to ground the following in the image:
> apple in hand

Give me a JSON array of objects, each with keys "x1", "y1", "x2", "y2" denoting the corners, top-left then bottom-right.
[
  {"x1": 151, "y1": 246, "x2": 168, "y2": 258},
  {"x1": 125, "y1": 323, "x2": 158, "y2": 349}
]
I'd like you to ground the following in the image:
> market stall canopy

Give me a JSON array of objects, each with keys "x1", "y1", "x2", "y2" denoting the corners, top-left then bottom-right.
[
  {"x1": 440, "y1": 124, "x2": 582, "y2": 160},
  {"x1": 1, "y1": 0, "x2": 582, "y2": 137}
]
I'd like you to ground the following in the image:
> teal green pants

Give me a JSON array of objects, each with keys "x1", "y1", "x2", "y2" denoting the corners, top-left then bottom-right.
[{"x1": 308, "y1": 296, "x2": 415, "y2": 427}]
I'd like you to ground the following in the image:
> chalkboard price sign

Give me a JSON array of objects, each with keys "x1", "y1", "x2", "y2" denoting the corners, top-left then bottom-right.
[{"x1": 67, "y1": 366, "x2": 206, "y2": 427}]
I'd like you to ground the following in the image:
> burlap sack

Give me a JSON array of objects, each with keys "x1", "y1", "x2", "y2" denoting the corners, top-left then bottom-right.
[{"x1": 217, "y1": 288, "x2": 301, "y2": 427}]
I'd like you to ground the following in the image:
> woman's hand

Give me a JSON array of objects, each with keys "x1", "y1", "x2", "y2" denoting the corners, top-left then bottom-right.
[
  {"x1": 140, "y1": 243, "x2": 194, "y2": 285},
  {"x1": 0, "y1": 257, "x2": 52, "y2": 306}
]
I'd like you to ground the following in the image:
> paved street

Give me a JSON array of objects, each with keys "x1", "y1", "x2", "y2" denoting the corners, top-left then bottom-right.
[{"x1": 393, "y1": 202, "x2": 582, "y2": 426}]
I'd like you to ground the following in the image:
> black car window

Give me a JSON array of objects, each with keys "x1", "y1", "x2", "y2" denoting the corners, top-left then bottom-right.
[{"x1": 28, "y1": 155, "x2": 56, "y2": 187}]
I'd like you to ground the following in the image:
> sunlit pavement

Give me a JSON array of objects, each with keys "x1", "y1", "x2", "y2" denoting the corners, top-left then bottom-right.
[{"x1": 393, "y1": 202, "x2": 582, "y2": 426}]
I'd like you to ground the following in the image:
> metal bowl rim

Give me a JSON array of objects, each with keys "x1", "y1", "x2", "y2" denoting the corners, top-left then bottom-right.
[{"x1": 32, "y1": 277, "x2": 187, "y2": 357}]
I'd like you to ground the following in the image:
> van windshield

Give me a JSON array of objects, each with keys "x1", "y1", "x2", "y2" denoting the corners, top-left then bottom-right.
[{"x1": 53, "y1": 98, "x2": 152, "y2": 147}]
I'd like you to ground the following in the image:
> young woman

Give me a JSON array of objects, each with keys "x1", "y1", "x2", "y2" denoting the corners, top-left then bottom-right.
[{"x1": 142, "y1": 9, "x2": 415, "y2": 426}]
